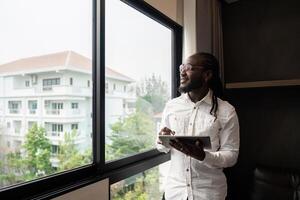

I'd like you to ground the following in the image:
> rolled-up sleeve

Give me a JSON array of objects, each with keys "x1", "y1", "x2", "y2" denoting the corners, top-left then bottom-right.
[{"x1": 201, "y1": 108, "x2": 240, "y2": 168}]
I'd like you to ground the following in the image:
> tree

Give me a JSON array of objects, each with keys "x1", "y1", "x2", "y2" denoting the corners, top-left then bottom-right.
[
  {"x1": 0, "y1": 152, "x2": 28, "y2": 187},
  {"x1": 58, "y1": 130, "x2": 92, "y2": 171},
  {"x1": 136, "y1": 74, "x2": 169, "y2": 113},
  {"x1": 23, "y1": 123, "x2": 53, "y2": 178},
  {"x1": 106, "y1": 111, "x2": 156, "y2": 161}
]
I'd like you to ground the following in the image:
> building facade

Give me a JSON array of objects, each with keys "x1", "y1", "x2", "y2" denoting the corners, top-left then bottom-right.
[{"x1": 0, "y1": 51, "x2": 136, "y2": 165}]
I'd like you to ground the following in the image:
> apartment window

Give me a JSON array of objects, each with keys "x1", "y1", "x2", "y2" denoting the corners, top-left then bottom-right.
[
  {"x1": 8, "y1": 101, "x2": 21, "y2": 114},
  {"x1": 71, "y1": 102, "x2": 78, "y2": 109},
  {"x1": 52, "y1": 124, "x2": 63, "y2": 132},
  {"x1": 25, "y1": 80, "x2": 30, "y2": 87},
  {"x1": 28, "y1": 100, "x2": 37, "y2": 114},
  {"x1": 87, "y1": 80, "x2": 90, "y2": 87},
  {"x1": 7, "y1": 122, "x2": 10, "y2": 128},
  {"x1": 51, "y1": 145, "x2": 60, "y2": 155},
  {"x1": 13, "y1": 121, "x2": 21, "y2": 134},
  {"x1": 43, "y1": 78, "x2": 60, "y2": 90},
  {"x1": 70, "y1": 78, "x2": 73, "y2": 85},
  {"x1": 71, "y1": 124, "x2": 78, "y2": 130},
  {"x1": 105, "y1": 0, "x2": 173, "y2": 161},
  {"x1": 43, "y1": 78, "x2": 60, "y2": 86}
]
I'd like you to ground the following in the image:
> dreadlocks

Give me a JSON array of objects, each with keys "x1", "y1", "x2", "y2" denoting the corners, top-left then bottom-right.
[{"x1": 192, "y1": 52, "x2": 224, "y2": 119}]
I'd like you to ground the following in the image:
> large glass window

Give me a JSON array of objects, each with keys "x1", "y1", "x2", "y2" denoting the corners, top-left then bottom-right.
[
  {"x1": 105, "y1": 0, "x2": 172, "y2": 161},
  {"x1": 110, "y1": 162, "x2": 170, "y2": 200},
  {"x1": 0, "y1": 0, "x2": 93, "y2": 189}
]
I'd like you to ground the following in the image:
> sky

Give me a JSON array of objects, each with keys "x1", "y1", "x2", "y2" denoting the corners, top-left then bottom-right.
[{"x1": 0, "y1": 0, "x2": 172, "y2": 86}]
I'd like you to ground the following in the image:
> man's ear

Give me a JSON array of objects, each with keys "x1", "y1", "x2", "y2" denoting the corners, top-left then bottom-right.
[{"x1": 204, "y1": 70, "x2": 213, "y2": 83}]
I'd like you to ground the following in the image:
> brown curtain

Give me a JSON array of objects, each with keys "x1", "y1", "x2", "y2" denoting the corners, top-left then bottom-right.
[{"x1": 196, "y1": 0, "x2": 224, "y2": 83}]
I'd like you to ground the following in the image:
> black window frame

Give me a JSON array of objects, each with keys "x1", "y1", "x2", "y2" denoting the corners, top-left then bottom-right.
[{"x1": 0, "y1": 0, "x2": 182, "y2": 199}]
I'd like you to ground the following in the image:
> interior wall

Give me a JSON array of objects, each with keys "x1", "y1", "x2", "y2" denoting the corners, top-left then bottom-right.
[
  {"x1": 222, "y1": 0, "x2": 300, "y2": 199},
  {"x1": 223, "y1": 0, "x2": 300, "y2": 82},
  {"x1": 144, "y1": 0, "x2": 183, "y2": 25}
]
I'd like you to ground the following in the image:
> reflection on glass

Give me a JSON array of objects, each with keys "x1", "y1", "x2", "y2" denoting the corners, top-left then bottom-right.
[
  {"x1": 105, "y1": 0, "x2": 172, "y2": 161},
  {"x1": 0, "y1": 0, "x2": 93, "y2": 188},
  {"x1": 111, "y1": 162, "x2": 170, "y2": 200}
]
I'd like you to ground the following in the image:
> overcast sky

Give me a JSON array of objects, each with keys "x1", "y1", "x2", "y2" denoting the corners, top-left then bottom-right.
[{"x1": 0, "y1": 0, "x2": 172, "y2": 86}]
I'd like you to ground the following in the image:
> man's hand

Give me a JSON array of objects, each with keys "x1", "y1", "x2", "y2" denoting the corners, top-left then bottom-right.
[
  {"x1": 169, "y1": 139, "x2": 206, "y2": 161},
  {"x1": 157, "y1": 127, "x2": 175, "y2": 145}
]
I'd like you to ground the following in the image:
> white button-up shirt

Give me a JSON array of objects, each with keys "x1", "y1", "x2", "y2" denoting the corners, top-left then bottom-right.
[{"x1": 157, "y1": 90, "x2": 239, "y2": 200}]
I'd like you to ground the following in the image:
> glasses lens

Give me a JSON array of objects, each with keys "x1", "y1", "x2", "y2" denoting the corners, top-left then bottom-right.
[{"x1": 179, "y1": 64, "x2": 185, "y2": 72}]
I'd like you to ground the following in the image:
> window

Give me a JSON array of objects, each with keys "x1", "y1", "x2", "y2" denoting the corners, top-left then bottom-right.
[
  {"x1": 71, "y1": 123, "x2": 78, "y2": 130},
  {"x1": 51, "y1": 145, "x2": 60, "y2": 155},
  {"x1": 71, "y1": 102, "x2": 78, "y2": 109},
  {"x1": 28, "y1": 100, "x2": 37, "y2": 114},
  {"x1": 52, "y1": 124, "x2": 63, "y2": 132},
  {"x1": 0, "y1": 0, "x2": 181, "y2": 198},
  {"x1": 8, "y1": 101, "x2": 21, "y2": 114},
  {"x1": 105, "y1": 0, "x2": 173, "y2": 161},
  {"x1": 25, "y1": 80, "x2": 30, "y2": 87},
  {"x1": 43, "y1": 78, "x2": 60, "y2": 86},
  {"x1": 0, "y1": 0, "x2": 93, "y2": 192},
  {"x1": 111, "y1": 164, "x2": 167, "y2": 199}
]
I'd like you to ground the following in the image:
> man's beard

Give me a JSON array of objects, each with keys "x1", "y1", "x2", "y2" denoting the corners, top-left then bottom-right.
[{"x1": 178, "y1": 80, "x2": 203, "y2": 93}]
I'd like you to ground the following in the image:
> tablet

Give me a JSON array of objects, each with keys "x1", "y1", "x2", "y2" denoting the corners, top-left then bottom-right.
[{"x1": 159, "y1": 135, "x2": 211, "y2": 150}]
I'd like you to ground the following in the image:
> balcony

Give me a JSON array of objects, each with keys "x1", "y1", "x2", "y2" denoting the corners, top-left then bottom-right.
[
  {"x1": 29, "y1": 109, "x2": 37, "y2": 115},
  {"x1": 46, "y1": 109, "x2": 61, "y2": 115},
  {"x1": 7, "y1": 85, "x2": 91, "y2": 97},
  {"x1": 9, "y1": 109, "x2": 20, "y2": 114}
]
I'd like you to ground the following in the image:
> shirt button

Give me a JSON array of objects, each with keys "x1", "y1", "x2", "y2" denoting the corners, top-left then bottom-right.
[
  {"x1": 189, "y1": 123, "x2": 192, "y2": 126},
  {"x1": 186, "y1": 168, "x2": 189, "y2": 172},
  {"x1": 193, "y1": 107, "x2": 196, "y2": 109},
  {"x1": 187, "y1": 184, "x2": 190, "y2": 187}
]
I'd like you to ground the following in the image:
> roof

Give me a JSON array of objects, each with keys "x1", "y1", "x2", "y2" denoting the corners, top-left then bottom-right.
[{"x1": 0, "y1": 51, "x2": 134, "y2": 82}]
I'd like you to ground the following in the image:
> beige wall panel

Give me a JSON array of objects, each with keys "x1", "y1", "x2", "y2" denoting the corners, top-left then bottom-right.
[
  {"x1": 53, "y1": 179, "x2": 109, "y2": 200},
  {"x1": 144, "y1": 0, "x2": 183, "y2": 25}
]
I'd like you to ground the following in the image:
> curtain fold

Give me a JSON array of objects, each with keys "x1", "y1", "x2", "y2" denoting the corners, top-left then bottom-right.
[{"x1": 196, "y1": 0, "x2": 224, "y2": 83}]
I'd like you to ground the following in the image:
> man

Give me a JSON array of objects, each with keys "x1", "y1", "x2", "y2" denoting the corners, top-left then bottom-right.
[{"x1": 157, "y1": 52, "x2": 239, "y2": 200}]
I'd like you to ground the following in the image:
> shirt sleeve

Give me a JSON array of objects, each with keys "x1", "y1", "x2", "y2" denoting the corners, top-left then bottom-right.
[
  {"x1": 201, "y1": 108, "x2": 240, "y2": 168},
  {"x1": 156, "y1": 104, "x2": 171, "y2": 153}
]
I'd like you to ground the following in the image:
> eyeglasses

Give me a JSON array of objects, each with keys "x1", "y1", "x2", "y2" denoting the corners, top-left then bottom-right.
[{"x1": 179, "y1": 63, "x2": 204, "y2": 73}]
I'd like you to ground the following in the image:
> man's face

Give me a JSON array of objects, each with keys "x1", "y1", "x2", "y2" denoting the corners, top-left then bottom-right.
[{"x1": 178, "y1": 56, "x2": 207, "y2": 93}]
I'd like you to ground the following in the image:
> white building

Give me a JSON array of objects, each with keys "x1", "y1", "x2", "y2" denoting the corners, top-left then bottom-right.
[{"x1": 0, "y1": 51, "x2": 136, "y2": 162}]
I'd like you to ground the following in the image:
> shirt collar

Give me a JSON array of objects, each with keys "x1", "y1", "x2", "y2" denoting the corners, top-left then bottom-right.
[{"x1": 184, "y1": 89, "x2": 212, "y2": 105}]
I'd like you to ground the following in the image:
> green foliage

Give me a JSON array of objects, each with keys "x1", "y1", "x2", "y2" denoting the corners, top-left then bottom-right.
[
  {"x1": 111, "y1": 167, "x2": 162, "y2": 200},
  {"x1": 136, "y1": 74, "x2": 169, "y2": 113},
  {"x1": 0, "y1": 152, "x2": 28, "y2": 186},
  {"x1": 106, "y1": 111, "x2": 156, "y2": 160},
  {"x1": 23, "y1": 123, "x2": 53, "y2": 177},
  {"x1": 58, "y1": 130, "x2": 92, "y2": 171}
]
